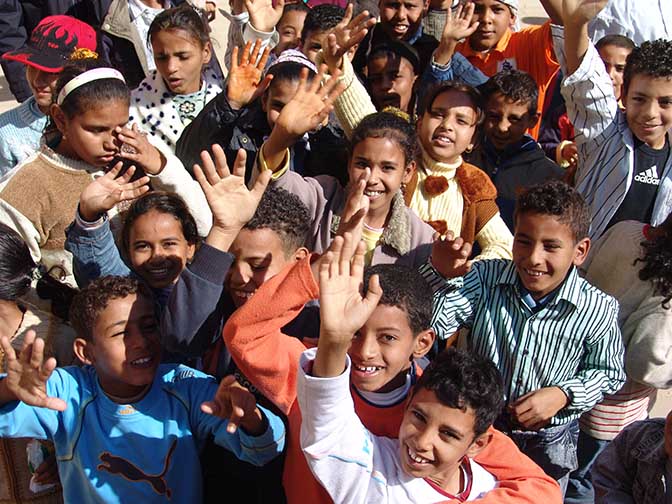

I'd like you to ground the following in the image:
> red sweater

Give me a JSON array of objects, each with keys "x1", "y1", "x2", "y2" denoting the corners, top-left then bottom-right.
[{"x1": 223, "y1": 257, "x2": 562, "y2": 503}]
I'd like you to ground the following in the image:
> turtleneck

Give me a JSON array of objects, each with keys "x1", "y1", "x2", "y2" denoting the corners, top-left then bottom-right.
[{"x1": 420, "y1": 146, "x2": 462, "y2": 178}]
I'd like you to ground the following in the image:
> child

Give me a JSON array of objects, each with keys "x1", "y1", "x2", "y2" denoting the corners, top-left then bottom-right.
[
  {"x1": 595, "y1": 34, "x2": 635, "y2": 103},
  {"x1": 366, "y1": 40, "x2": 421, "y2": 114},
  {"x1": 274, "y1": 2, "x2": 310, "y2": 56},
  {"x1": 0, "y1": 16, "x2": 98, "y2": 178},
  {"x1": 468, "y1": 69, "x2": 564, "y2": 230},
  {"x1": 298, "y1": 237, "x2": 505, "y2": 500},
  {"x1": 556, "y1": 0, "x2": 672, "y2": 240},
  {"x1": 0, "y1": 58, "x2": 210, "y2": 288},
  {"x1": 0, "y1": 276, "x2": 285, "y2": 502},
  {"x1": 425, "y1": 179, "x2": 625, "y2": 494},
  {"x1": 592, "y1": 410, "x2": 672, "y2": 503},
  {"x1": 258, "y1": 76, "x2": 435, "y2": 266},
  {"x1": 222, "y1": 231, "x2": 563, "y2": 504},
  {"x1": 128, "y1": 4, "x2": 223, "y2": 152}
]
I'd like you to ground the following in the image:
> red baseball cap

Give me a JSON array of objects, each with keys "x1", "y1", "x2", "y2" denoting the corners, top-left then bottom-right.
[{"x1": 2, "y1": 15, "x2": 97, "y2": 73}]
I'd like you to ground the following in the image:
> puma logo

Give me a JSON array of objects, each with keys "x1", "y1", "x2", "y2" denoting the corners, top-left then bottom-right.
[{"x1": 97, "y1": 439, "x2": 178, "y2": 498}]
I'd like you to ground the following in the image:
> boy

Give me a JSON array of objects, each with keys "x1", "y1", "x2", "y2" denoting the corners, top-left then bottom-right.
[
  {"x1": 595, "y1": 34, "x2": 635, "y2": 103},
  {"x1": 468, "y1": 69, "x2": 564, "y2": 230},
  {"x1": 0, "y1": 276, "x2": 285, "y2": 502},
  {"x1": 557, "y1": 0, "x2": 672, "y2": 241},
  {"x1": 297, "y1": 235, "x2": 506, "y2": 501},
  {"x1": 223, "y1": 229, "x2": 563, "y2": 502},
  {"x1": 424, "y1": 179, "x2": 625, "y2": 494}
]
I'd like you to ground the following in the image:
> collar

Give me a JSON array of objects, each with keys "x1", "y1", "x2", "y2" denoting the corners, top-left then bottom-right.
[
  {"x1": 460, "y1": 28, "x2": 512, "y2": 59},
  {"x1": 128, "y1": 0, "x2": 165, "y2": 21},
  {"x1": 485, "y1": 135, "x2": 537, "y2": 159},
  {"x1": 496, "y1": 262, "x2": 584, "y2": 309},
  {"x1": 19, "y1": 96, "x2": 46, "y2": 127},
  {"x1": 407, "y1": 24, "x2": 425, "y2": 45}
]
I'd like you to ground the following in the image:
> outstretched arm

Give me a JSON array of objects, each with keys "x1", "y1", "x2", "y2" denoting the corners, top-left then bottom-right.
[{"x1": 561, "y1": 0, "x2": 609, "y2": 75}]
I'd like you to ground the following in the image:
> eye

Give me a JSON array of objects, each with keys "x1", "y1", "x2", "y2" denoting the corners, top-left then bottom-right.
[
  {"x1": 412, "y1": 410, "x2": 425, "y2": 423},
  {"x1": 134, "y1": 243, "x2": 150, "y2": 251},
  {"x1": 251, "y1": 264, "x2": 268, "y2": 272},
  {"x1": 380, "y1": 333, "x2": 397, "y2": 342},
  {"x1": 514, "y1": 237, "x2": 531, "y2": 246},
  {"x1": 457, "y1": 118, "x2": 469, "y2": 126},
  {"x1": 382, "y1": 164, "x2": 397, "y2": 172}
]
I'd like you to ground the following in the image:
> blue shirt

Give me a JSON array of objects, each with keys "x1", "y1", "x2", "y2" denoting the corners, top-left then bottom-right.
[{"x1": 0, "y1": 96, "x2": 47, "y2": 179}]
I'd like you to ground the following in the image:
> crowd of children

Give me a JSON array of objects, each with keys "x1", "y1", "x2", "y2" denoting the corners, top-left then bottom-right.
[{"x1": 0, "y1": 0, "x2": 670, "y2": 503}]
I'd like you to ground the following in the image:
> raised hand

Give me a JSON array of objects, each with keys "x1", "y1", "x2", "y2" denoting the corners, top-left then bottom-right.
[
  {"x1": 434, "y1": 1, "x2": 479, "y2": 65},
  {"x1": 227, "y1": 39, "x2": 273, "y2": 110},
  {"x1": 430, "y1": 231, "x2": 473, "y2": 278},
  {"x1": 313, "y1": 233, "x2": 383, "y2": 378},
  {"x1": 116, "y1": 124, "x2": 165, "y2": 175},
  {"x1": 193, "y1": 145, "x2": 271, "y2": 250},
  {"x1": 79, "y1": 163, "x2": 150, "y2": 221},
  {"x1": 336, "y1": 168, "x2": 370, "y2": 237},
  {"x1": 0, "y1": 331, "x2": 66, "y2": 411},
  {"x1": 201, "y1": 375, "x2": 265, "y2": 435},
  {"x1": 245, "y1": 0, "x2": 284, "y2": 33},
  {"x1": 323, "y1": 4, "x2": 376, "y2": 73},
  {"x1": 561, "y1": 0, "x2": 609, "y2": 26}
]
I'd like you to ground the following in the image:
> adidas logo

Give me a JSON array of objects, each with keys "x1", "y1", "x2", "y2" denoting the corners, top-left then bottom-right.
[{"x1": 634, "y1": 167, "x2": 661, "y2": 185}]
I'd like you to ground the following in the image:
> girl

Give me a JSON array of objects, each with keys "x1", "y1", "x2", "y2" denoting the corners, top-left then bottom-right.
[
  {"x1": 0, "y1": 57, "x2": 211, "y2": 287},
  {"x1": 129, "y1": 4, "x2": 223, "y2": 152},
  {"x1": 257, "y1": 68, "x2": 435, "y2": 266}
]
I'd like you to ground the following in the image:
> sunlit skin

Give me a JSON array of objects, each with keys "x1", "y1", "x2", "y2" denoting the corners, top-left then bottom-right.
[
  {"x1": 378, "y1": 0, "x2": 429, "y2": 41},
  {"x1": 469, "y1": 0, "x2": 516, "y2": 52},
  {"x1": 128, "y1": 209, "x2": 196, "y2": 290},
  {"x1": 227, "y1": 227, "x2": 308, "y2": 307},
  {"x1": 367, "y1": 53, "x2": 418, "y2": 113},
  {"x1": 347, "y1": 304, "x2": 434, "y2": 393},
  {"x1": 275, "y1": 9, "x2": 308, "y2": 54},
  {"x1": 73, "y1": 294, "x2": 161, "y2": 399},
  {"x1": 483, "y1": 92, "x2": 538, "y2": 151},
  {"x1": 51, "y1": 99, "x2": 129, "y2": 167},
  {"x1": 623, "y1": 74, "x2": 672, "y2": 149},
  {"x1": 397, "y1": 388, "x2": 491, "y2": 493},
  {"x1": 26, "y1": 66, "x2": 59, "y2": 114},
  {"x1": 512, "y1": 212, "x2": 590, "y2": 300},
  {"x1": 348, "y1": 136, "x2": 414, "y2": 229},
  {"x1": 597, "y1": 44, "x2": 631, "y2": 101},
  {"x1": 301, "y1": 29, "x2": 329, "y2": 64},
  {"x1": 417, "y1": 90, "x2": 478, "y2": 163},
  {"x1": 263, "y1": 79, "x2": 301, "y2": 129},
  {"x1": 151, "y1": 28, "x2": 212, "y2": 94}
]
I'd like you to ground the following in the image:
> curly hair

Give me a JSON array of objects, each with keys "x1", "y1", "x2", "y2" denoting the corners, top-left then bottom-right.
[
  {"x1": 0, "y1": 222, "x2": 37, "y2": 301},
  {"x1": 623, "y1": 39, "x2": 672, "y2": 97},
  {"x1": 363, "y1": 264, "x2": 432, "y2": 335},
  {"x1": 350, "y1": 110, "x2": 418, "y2": 166},
  {"x1": 514, "y1": 180, "x2": 591, "y2": 242},
  {"x1": 414, "y1": 347, "x2": 504, "y2": 437},
  {"x1": 301, "y1": 4, "x2": 344, "y2": 41},
  {"x1": 420, "y1": 80, "x2": 484, "y2": 123},
  {"x1": 69, "y1": 276, "x2": 155, "y2": 341},
  {"x1": 637, "y1": 215, "x2": 672, "y2": 308},
  {"x1": 244, "y1": 186, "x2": 311, "y2": 255},
  {"x1": 479, "y1": 69, "x2": 539, "y2": 116}
]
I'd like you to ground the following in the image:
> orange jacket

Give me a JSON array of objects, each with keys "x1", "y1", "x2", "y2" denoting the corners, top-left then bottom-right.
[{"x1": 223, "y1": 256, "x2": 562, "y2": 503}]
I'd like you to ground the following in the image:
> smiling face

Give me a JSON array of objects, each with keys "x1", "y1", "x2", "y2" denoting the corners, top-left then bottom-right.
[
  {"x1": 367, "y1": 53, "x2": 418, "y2": 113},
  {"x1": 598, "y1": 44, "x2": 631, "y2": 100},
  {"x1": 483, "y1": 93, "x2": 537, "y2": 150},
  {"x1": 52, "y1": 98, "x2": 129, "y2": 167},
  {"x1": 276, "y1": 9, "x2": 308, "y2": 54},
  {"x1": 379, "y1": 0, "x2": 428, "y2": 41},
  {"x1": 470, "y1": 0, "x2": 515, "y2": 52},
  {"x1": 513, "y1": 212, "x2": 590, "y2": 300},
  {"x1": 623, "y1": 74, "x2": 672, "y2": 149},
  {"x1": 397, "y1": 387, "x2": 490, "y2": 491},
  {"x1": 127, "y1": 209, "x2": 196, "y2": 289},
  {"x1": 417, "y1": 90, "x2": 478, "y2": 163},
  {"x1": 77, "y1": 293, "x2": 161, "y2": 399},
  {"x1": 26, "y1": 66, "x2": 59, "y2": 113},
  {"x1": 151, "y1": 28, "x2": 211, "y2": 95},
  {"x1": 348, "y1": 304, "x2": 433, "y2": 393}
]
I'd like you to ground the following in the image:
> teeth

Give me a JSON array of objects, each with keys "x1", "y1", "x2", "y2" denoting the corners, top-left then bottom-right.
[
  {"x1": 407, "y1": 446, "x2": 431, "y2": 464},
  {"x1": 354, "y1": 364, "x2": 383, "y2": 373},
  {"x1": 233, "y1": 291, "x2": 254, "y2": 299},
  {"x1": 364, "y1": 190, "x2": 383, "y2": 197},
  {"x1": 149, "y1": 267, "x2": 168, "y2": 275},
  {"x1": 131, "y1": 357, "x2": 151, "y2": 365},
  {"x1": 525, "y1": 269, "x2": 544, "y2": 277}
]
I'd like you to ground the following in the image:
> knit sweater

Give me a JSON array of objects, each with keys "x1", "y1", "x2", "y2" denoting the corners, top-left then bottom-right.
[
  {"x1": 223, "y1": 256, "x2": 563, "y2": 504},
  {"x1": 580, "y1": 220, "x2": 672, "y2": 440},
  {"x1": 0, "y1": 97, "x2": 47, "y2": 180}
]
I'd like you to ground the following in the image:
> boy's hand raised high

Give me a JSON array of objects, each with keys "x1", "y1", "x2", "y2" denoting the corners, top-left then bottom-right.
[
  {"x1": 227, "y1": 39, "x2": 273, "y2": 110},
  {"x1": 323, "y1": 4, "x2": 376, "y2": 74},
  {"x1": 313, "y1": 233, "x2": 383, "y2": 379},
  {"x1": 193, "y1": 145, "x2": 272, "y2": 252},
  {"x1": 201, "y1": 375, "x2": 266, "y2": 436},
  {"x1": 434, "y1": 1, "x2": 479, "y2": 66},
  {"x1": 561, "y1": 0, "x2": 609, "y2": 74},
  {"x1": 0, "y1": 331, "x2": 66, "y2": 411},
  {"x1": 245, "y1": 0, "x2": 285, "y2": 33}
]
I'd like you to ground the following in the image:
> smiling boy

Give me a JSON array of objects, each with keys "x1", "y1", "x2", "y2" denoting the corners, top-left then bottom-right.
[
  {"x1": 425, "y1": 179, "x2": 625, "y2": 495},
  {"x1": 555, "y1": 0, "x2": 672, "y2": 240}
]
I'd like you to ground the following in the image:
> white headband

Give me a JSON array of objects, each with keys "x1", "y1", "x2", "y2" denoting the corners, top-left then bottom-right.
[{"x1": 56, "y1": 68, "x2": 126, "y2": 106}]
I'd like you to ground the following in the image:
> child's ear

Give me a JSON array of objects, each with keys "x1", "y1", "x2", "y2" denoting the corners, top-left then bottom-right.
[
  {"x1": 527, "y1": 112, "x2": 541, "y2": 130},
  {"x1": 51, "y1": 104, "x2": 67, "y2": 134},
  {"x1": 73, "y1": 338, "x2": 94, "y2": 366},
  {"x1": 293, "y1": 246, "x2": 310, "y2": 262},
  {"x1": 466, "y1": 430, "x2": 493, "y2": 459},
  {"x1": 203, "y1": 41, "x2": 213, "y2": 65},
  {"x1": 187, "y1": 242, "x2": 196, "y2": 262},
  {"x1": 412, "y1": 329, "x2": 435, "y2": 359},
  {"x1": 403, "y1": 160, "x2": 416, "y2": 184},
  {"x1": 572, "y1": 237, "x2": 591, "y2": 267}
]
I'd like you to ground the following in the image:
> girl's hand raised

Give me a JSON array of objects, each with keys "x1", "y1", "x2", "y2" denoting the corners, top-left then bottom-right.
[
  {"x1": 227, "y1": 39, "x2": 273, "y2": 110},
  {"x1": 79, "y1": 163, "x2": 150, "y2": 221},
  {"x1": 116, "y1": 124, "x2": 165, "y2": 175}
]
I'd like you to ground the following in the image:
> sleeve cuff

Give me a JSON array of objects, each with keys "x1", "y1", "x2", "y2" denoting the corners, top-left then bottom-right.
[
  {"x1": 258, "y1": 145, "x2": 290, "y2": 178},
  {"x1": 75, "y1": 206, "x2": 108, "y2": 231}
]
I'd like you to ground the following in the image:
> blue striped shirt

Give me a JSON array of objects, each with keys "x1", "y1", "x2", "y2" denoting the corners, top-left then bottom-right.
[{"x1": 422, "y1": 259, "x2": 626, "y2": 426}]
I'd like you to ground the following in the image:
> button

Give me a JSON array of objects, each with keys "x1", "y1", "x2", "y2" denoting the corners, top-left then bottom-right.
[
  {"x1": 241, "y1": 137, "x2": 248, "y2": 144},
  {"x1": 522, "y1": 350, "x2": 529, "y2": 356},
  {"x1": 103, "y1": 23, "x2": 110, "y2": 30},
  {"x1": 517, "y1": 378, "x2": 523, "y2": 385}
]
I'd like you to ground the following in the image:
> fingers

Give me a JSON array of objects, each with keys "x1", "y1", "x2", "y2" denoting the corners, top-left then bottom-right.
[
  {"x1": 257, "y1": 44, "x2": 272, "y2": 71},
  {"x1": 212, "y1": 144, "x2": 232, "y2": 179},
  {"x1": 196, "y1": 148, "x2": 220, "y2": 187},
  {"x1": 240, "y1": 40, "x2": 252, "y2": 66},
  {"x1": 232, "y1": 148, "x2": 248, "y2": 179},
  {"x1": 231, "y1": 45, "x2": 240, "y2": 70},
  {"x1": 33, "y1": 454, "x2": 59, "y2": 484},
  {"x1": 363, "y1": 272, "x2": 384, "y2": 305},
  {"x1": 340, "y1": 3, "x2": 354, "y2": 26},
  {"x1": 0, "y1": 336, "x2": 17, "y2": 363},
  {"x1": 338, "y1": 232, "x2": 357, "y2": 275},
  {"x1": 105, "y1": 161, "x2": 124, "y2": 179},
  {"x1": 251, "y1": 165, "x2": 272, "y2": 200},
  {"x1": 249, "y1": 39, "x2": 262, "y2": 67}
]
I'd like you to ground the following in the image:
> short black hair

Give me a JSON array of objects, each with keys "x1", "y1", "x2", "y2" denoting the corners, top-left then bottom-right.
[
  {"x1": 69, "y1": 276, "x2": 155, "y2": 341},
  {"x1": 301, "y1": 4, "x2": 345, "y2": 41},
  {"x1": 282, "y1": 2, "x2": 310, "y2": 18},
  {"x1": 514, "y1": 180, "x2": 591, "y2": 242},
  {"x1": 0, "y1": 222, "x2": 36, "y2": 301},
  {"x1": 420, "y1": 81, "x2": 484, "y2": 123},
  {"x1": 623, "y1": 39, "x2": 672, "y2": 97},
  {"x1": 369, "y1": 40, "x2": 421, "y2": 75},
  {"x1": 479, "y1": 69, "x2": 539, "y2": 116},
  {"x1": 595, "y1": 34, "x2": 636, "y2": 53},
  {"x1": 266, "y1": 60, "x2": 316, "y2": 87},
  {"x1": 415, "y1": 347, "x2": 504, "y2": 437},
  {"x1": 363, "y1": 264, "x2": 432, "y2": 335},
  {"x1": 350, "y1": 110, "x2": 418, "y2": 166},
  {"x1": 243, "y1": 186, "x2": 311, "y2": 255}
]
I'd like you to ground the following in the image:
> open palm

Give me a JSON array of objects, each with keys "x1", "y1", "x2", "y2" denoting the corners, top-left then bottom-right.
[
  {"x1": 79, "y1": 163, "x2": 150, "y2": 221},
  {"x1": 227, "y1": 40, "x2": 272, "y2": 110}
]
